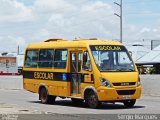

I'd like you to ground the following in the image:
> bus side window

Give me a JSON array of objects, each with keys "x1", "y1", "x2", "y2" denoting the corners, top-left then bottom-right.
[
  {"x1": 25, "y1": 50, "x2": 39, "y2": 68},
  {"x1": 54, "y1": 49, "x2": 67, "y2": 68},
  {"x1": 38, "y1": 49, "x2": 54, "y2": 68},
  {"x1": 82, "y1": 51, "x2": 92, "y2": 71}
]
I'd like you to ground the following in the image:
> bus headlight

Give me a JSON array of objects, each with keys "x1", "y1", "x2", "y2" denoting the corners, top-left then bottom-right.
[
  {"x1": 99, "y1": 78, "x2": 111, "y2": 88},
  {"x1": 137, "y1": 76, "x2": 141, "y2": 86}
]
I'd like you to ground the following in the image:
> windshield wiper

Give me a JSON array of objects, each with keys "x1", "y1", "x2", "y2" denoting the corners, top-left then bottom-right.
[{"x1": 100, "y1": 68, "x2": 134, "y2": 72}]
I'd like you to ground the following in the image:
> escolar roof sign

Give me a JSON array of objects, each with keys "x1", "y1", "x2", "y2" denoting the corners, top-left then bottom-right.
[{"x1": 90, "y1": 45, "x2": 124, "y2": 51}]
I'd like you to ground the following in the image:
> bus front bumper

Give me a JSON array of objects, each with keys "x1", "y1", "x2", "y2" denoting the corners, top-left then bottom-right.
[{"x1": 96, "y1": 86, "x2": 142, "y2": 101}]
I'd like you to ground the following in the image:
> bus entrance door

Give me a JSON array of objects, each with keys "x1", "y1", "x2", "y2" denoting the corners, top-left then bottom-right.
[{"x1": 70, "y1": 52, "x2": 82, "y2": 96}]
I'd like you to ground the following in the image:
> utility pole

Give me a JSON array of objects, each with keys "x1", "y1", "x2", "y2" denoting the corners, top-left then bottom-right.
[
  {"x1": 114, "y1": 0, "x2": 123, "y2": 43},
  {"x1": 17, "y1": 45, "x2": 19, "y2": 55}
]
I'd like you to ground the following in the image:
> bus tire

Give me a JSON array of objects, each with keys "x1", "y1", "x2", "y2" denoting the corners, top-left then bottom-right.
[
  {"x1": 123, "y1": 99, "x2": 136, "y2": 108},
  {"x1": 85, "y1": 90, "x2": 101, "y2": 109},
  {"x1": 39, "y1": 87, "x2": 56, "y2": 104}
]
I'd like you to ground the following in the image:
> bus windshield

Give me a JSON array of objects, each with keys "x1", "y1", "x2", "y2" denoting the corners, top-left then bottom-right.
[{"x1": 90, "y1": 45, "x2": 135, "y2": 72}]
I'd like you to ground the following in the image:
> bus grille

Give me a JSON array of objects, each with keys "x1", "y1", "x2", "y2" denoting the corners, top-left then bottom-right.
[
  {"x1": 116, "y1": 90, "x2": 136, "y2": 95},
  {"x1": 113, "y1": 82, "x2": 136, "y2": 86}
]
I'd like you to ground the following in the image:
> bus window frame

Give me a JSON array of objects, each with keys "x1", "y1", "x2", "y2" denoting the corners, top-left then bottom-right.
[
  {"x1": 82, "y1": 50, "x2": 92, "y2": 72},
  {"x1": 24, "y1": 49, "x2": 39, "y2": 68},
  {"x1": 38, "y1": 49, "x2": 55, "y2": 68},
  {"x1": 53, "y1": 49, "x2": 68, "y2": 69},
  {"x1": 24, "y1": 48, "x2": 68, "y2": 70},
  {"x1": 89, "y1": 45, "x2": 136, "y2": 72}
]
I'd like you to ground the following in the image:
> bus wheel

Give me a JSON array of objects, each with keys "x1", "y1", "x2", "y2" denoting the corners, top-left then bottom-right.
[
  {"x1": 39, "y1": 88, "x2": 56, "y2": 104},
  {"x1": 71, "y1": 98, "x2": 83, "y2": 104},
  {"x1": 39, "y1": 88, "x2": 49, "y2": 104},
  {"x1": 85, "y1": 91, "x2": 100, "y2": 109},
  {"x1": 123, "y1": 99, "x2": 136, "y2": 108}
]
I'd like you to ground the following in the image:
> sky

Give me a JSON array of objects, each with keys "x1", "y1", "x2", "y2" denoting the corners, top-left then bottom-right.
[{"x1": 0, "y1": 0, "x2": 160, "y2": 53}]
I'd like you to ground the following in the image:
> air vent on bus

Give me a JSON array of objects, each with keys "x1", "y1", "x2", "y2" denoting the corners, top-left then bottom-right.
[
  {"x1": 44, "y1": 38, "x2": 66, "y2": 42},
  {"x1": 89, "y1": 38, "x2": 98, "y2": 40},
  {"x1": 116, "y1": 90, "x2": 136, "y2": 95},
  {"x1": 113, "y1": 82, "x2": 136, "y2": 86}
]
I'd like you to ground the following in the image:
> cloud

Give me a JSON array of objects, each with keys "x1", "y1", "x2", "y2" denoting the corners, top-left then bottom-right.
[
  {"x1": 0, "y1": 36, "x2": 26, "y2": 52},
  {"x1": 1, "y1": 0, "x2": 160, "y2": 53},
  {"x1": 81, "y1": 1, "x2": 112, "y2": 14},
  {"x1": 140, "y1": 27, "x2": 151, "y2": 33},
  {"x1": 123, "y1": 24, "x2": 160, "y2": 46},
  {"x1": 0, "y1": 0, "x2": 34, "y2": 22},
  {"x1": 152, "y1": 29, "x2": 158, "y2": 33},
  {"x1": 41, "y1": 0, "x2": 117, "y2": 39},
  {"x1": 0, "y1": 0, "x2": 117, "y2": 42},
  {"x1": 33, "y1": 0, "x2": 75, "y2": 14}
]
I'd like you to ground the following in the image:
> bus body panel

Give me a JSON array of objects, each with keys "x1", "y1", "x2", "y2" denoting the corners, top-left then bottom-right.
[
  {"x1": 97, "y1": 86, "x2": 141, "y2": 101},
  {"x1": 101, "y1": 72, "x2": 139, "y2": 87},
  {"x1": 24, "y1": 78, "x2": 70, "y2": 96}
]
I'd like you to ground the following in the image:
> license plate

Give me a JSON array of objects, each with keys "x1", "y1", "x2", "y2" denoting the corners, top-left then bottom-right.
[{"x1": 122, "y1": 95, "x2": 131, "y2": 99}]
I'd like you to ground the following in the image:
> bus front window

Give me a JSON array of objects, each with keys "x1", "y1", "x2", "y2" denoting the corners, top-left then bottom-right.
[{"x1": 90, "y1": 45, "x2": 135, "y2": 72}]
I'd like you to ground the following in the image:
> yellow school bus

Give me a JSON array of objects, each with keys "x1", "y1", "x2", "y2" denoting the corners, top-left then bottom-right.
[{"x1": 23, "y1": 38, "x2": 141, "y2": 108}]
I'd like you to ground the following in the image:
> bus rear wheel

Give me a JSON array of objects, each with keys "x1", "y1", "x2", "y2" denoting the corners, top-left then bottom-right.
[
  {"x1": 39, "y1": 88, "x2": 56, "y2": 104},
  {"x1": 123, "y1": 99, "x2": 136, "y2": 108},
  {"x1": 85, "y1": 91, "x2": 101, "y2": 109}
]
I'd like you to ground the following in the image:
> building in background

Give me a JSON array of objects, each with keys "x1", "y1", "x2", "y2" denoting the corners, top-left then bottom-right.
[
  {"x1": 0, "y1": 54, "x2": 18, "y2": 75},
  {"x1": 127, "y1": 43, "x2": 150, "y2": 62},
  {"x1": 0, "y1": 52, "x2": 24, "y2": 75},
  {"x1": 136, "y1": 45, "x2": 160, "y2": 74}
]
